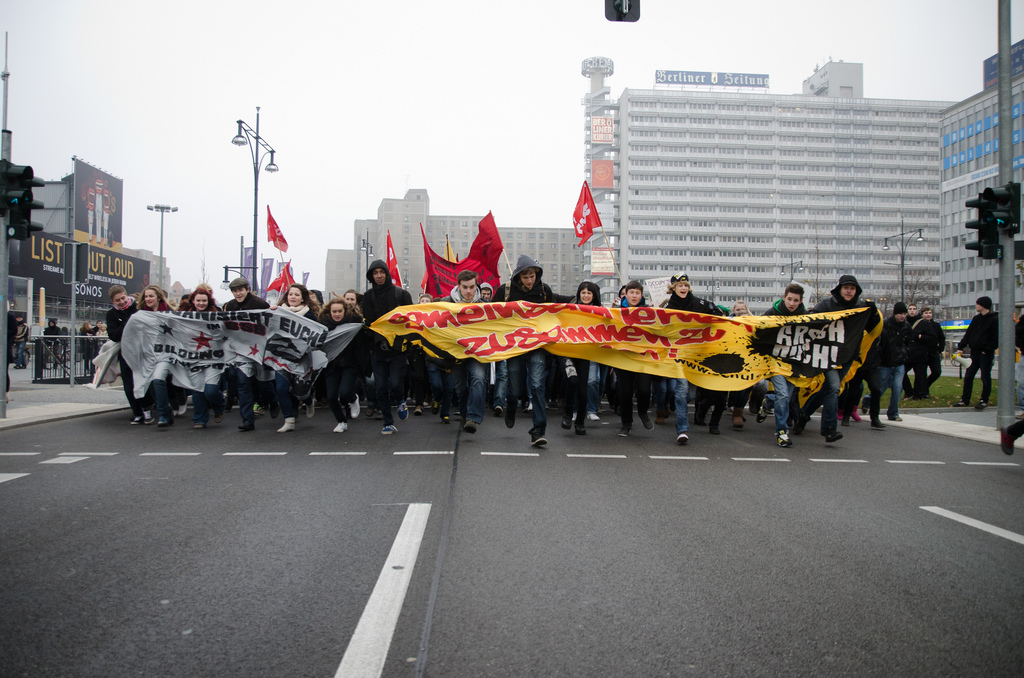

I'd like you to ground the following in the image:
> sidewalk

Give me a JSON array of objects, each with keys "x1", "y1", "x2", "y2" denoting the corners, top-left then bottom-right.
[
  {"x1": 2, "y1": 362, "x2": 128, "y2": 431},
  {"x1": 0, "y1": 362, "x2": 1017, "y2": 450}
]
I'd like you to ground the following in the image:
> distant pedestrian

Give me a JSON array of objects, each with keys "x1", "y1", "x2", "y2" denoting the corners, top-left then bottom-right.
[{"x1": 953, "y1": 296, "x2": 998, "y2": 410}]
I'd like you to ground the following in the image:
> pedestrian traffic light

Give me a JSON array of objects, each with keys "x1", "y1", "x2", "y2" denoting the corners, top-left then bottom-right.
[
  {"x1": 965, "y1": 191, "x2": 1001, "y2": 259},
  {"x1": 605, "y1": 0, "x2": 640, "y2": 22},
  {"x1": 980, "y1": 182, "x2": 1021, "y2": 235},
  {"x1": 0, "y1": 160, "x2": 45, "y2": 240}
]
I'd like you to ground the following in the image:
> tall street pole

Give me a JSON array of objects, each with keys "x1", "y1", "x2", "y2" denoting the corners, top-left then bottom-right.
[
  {"x1": 147, "y1": 204, "x2": 177, "y2": 290},
  {"x1": 997, "y1": 0, "x2": 1015, "y2": 431}
]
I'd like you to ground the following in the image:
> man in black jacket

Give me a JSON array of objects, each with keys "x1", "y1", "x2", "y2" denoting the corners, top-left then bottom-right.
[
  {"x1": 223, "y1": 277, "x2": 277, "y2": 431},
  {"x1": 106, "y1": 285, "x2": 153, "y2": 424},
  {"x1": 954, "y1": 296, "x2": 998, "y2": 409},
  {"x1": 875, "y1": 302, "x2": 910, "y2": 422},
  {"x1": 906, "y1": 306, "x2": 944, "y2": 399},
  {"x1": 760, "y1": 283, "x2": 806, "y2": 447},
  {"x1": 494, "y1": 255, "x2": 570, "y2": 447},
  {"x1": 362, "y1": 260, "x2": 413, "y2": 434}
]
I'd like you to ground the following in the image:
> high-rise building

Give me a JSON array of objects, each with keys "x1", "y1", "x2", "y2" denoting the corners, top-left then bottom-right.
[
  {"x1": 582, "y1": 57, "x2": 949, "y2": 312},
  {"x1": 939, "y1": 72, "x2": 1024, "y2": 319}
]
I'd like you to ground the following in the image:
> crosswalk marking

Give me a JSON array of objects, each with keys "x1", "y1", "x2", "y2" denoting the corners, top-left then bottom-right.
[
  {"x1": 0, "y1": 473, "x2": 30, "y2": 484},
  {"x1": 40, "y1": 456, "x2": 88, "y2": 464},
  {"x1": 921, "y1": 506, "x2": 1024, "y2": 546}
]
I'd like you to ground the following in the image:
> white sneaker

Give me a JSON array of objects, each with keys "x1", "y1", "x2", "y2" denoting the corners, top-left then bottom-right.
[
  {"x1": 587, "y1": 413, "x2": 600, "y2": 421},
  {"x1": 176, "y1": 404, "x2": 188, "y2": 416},
  {"x1": 306, "y1": 400, "x2": 315, "y2": 419},
  {"x1": 277, "y1": 417, "x2": 295, "y2": 433},
  {"x1": 349, "y1": 395, "x2": 360, "y2": 419},
  {"x1": 333, "y1": 422, "x2": 348, "y2": 433}
]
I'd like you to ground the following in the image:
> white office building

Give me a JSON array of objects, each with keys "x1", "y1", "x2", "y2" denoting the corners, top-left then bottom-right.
[{"x1": 582, "y1": 57, "x2": 949, "y2": 312}]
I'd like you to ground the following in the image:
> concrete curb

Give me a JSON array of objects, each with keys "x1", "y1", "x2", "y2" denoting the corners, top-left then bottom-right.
[{"x1": 0, "y1": 404, "x2": 130, "y2": 431}]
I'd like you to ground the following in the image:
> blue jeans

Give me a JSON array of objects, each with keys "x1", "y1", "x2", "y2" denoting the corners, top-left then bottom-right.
[
  {"x1": 192, "y1": 383, "x2": 225, "y2": 425},
  {"x1": 428, "y1": 363, "x2": 452, "y2": 417},
  {"x1": 491, "y1": 360, "x2": 507, "y2": 409},
  {"x1": 506, "y1": 350, "x2": 547, "y2": 434},
  {"x1": 876, "y1": 365, "x2": 905, "y2": 419},
  {"x1": 770, "y1": 375, "x2": 794, "y2": 433},
  {"x1": 800, "y1": 367, "x2": 848, "y2": 435},
  {"x1": 962, "y1": 352, "x2": 994, "y2": 403},
  {"x1": 14, "y1": 341, "x2": 26, "y2": 368},
  {"x1": 452, "y1": 359, "x2": 487, "y2": 424},
  {"x1": 673, "y1": 377, "x2": 691, "y2": 434},
  {"x1": 587, "y1": 363, "x2": 608, "y2": 415},
  {"x1": 236, "y1": 369, "x2": 275, "y2": 426},
  {"x1": 150, "y1": 374, "x2": 173, "y2": 424},
  {"x1": 372, "y1": 351, "x2": 408, "y2": 426}
]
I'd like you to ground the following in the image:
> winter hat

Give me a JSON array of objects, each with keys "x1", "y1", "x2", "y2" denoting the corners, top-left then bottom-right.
[
  {"x1": 977, "y1": 296, "x2": 993, "y2": 310},
  {"x1": 893, "y1": 302, "x2": 908, "y2": 315}
]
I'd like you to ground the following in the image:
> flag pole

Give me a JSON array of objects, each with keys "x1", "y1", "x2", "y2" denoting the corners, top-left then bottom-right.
[{"x1": 599, "y1": 224, "x2": 624, "y2": 288}]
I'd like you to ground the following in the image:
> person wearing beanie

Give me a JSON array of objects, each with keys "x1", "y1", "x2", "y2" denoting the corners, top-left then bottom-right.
[
  {"x1": 954, "y1": 296, "x2": 998, "y2": 409},
  {"x1": 871, "y1": 302, "x2": 911, "y2": 423},
  {"x1": 793, "y1": 274, "x2": 874, "y2": 443}
]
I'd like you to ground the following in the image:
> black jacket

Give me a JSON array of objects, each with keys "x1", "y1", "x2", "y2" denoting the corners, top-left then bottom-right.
[
  {"x1": 666, "y1": 290, "x2": 722, "y2": 316},
  {"x1": 958, "y1": 311, "x2": 998, "y2": 355},
  {"x1": 908, "y1": 317, "x2": 944, "y2": 362},
  {"x1": 493, "y1": 255, "x2": 572, "y2": 304},
  {"x1": 223, "y1": 293, "x2": 271, "y2": 312},
  {"x1": 362, "y1": 259, "x2": 413, "y2": 354},
  {"x1": 879, "y1": 315, "x2": 911, "y2": 367},
  {"x1": 105, "y1": 302, "x2": 138, "y2": 343}
]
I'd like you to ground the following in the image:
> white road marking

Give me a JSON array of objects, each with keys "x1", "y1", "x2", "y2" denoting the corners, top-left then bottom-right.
[
  {"x1": 310, "y1": 452, "x2": 368, "y2": 456},
  {"x1": 480, "y1": 452, "x2": 539, "y2": 457},
  {"x1": 886, "y1": 460, "x2": 945, "y2": 464},
  {"x1": 920, "y1": 506, "x2": 1024, "y2": 546},
  {"x1": 649, "y1": 455, "x2": 709, "y2": 460},
  {"x1": 141, "y1": 453, "x2": 201, "y2": 456},
  {"x1": 0, "y1": 452, "x2": 40, "y2": 456},
  {"x1": 566, "y1": 454, "x2": 627, "y2": 459},
  {"x1": 809, "y1": 458, "x2": 869, "y2": 463},
  {"x1": 223, "y1": 452, "x2": 288, "y2": 456},
  {"x1": 393, "y1": 451, "x2": 453, "y2": 456},
  {"x1": 732, "y1": 457, "x2": 791, "y2": 462},
  {"x1": 334, "y1": 503, "x2": 431, "y2": 678},
  {"x1": 59, "y1": 452, "x2": 118, "y2": 456},
  {"x1": 0, "y1": 473, "x2": 30, "y2": 484},
  {"x1": 40, "y1": 456, "x2": 88, "y2": 464},
  {"x1": 961, "y1": 461, "x2": 1020, "y2": 467}
]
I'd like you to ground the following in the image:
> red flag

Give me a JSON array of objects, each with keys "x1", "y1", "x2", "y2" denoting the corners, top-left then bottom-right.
[
  {"x1": 466, "y1": 212, "x2": 503, "y2": 276},
  {"x1": 267, "y1": 206, "x2": 289, "y2": 253},
  {"x1": 386, "y1": 231, "x2": 403, "y2": 287},
  {"x1": 420, "y1": 223, "x2": 500, "y2": 297},
  {"x1": 572, "y1": 181, "x2": 601, "y2": 247},
  {"x1": 266, "y1": 260, "x2": 295, "y2": 294}
]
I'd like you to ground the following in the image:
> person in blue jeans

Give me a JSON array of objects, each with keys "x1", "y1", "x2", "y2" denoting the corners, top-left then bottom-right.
[
  {"x1": 759, "y1": 282, "x2": 807, "y2": 446},
  {"x1": 444, "y1": 271, "x2": 488, "y2": 434}
]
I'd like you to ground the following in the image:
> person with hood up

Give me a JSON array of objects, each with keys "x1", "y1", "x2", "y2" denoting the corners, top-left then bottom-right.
[
  {"x1": 361, "y1": 259, "x2": 414, "y2": 434},
  {"x1": 758, "y1": 282, "x2": 807, "y2": 447},
  {"x1": 666, "y1": 274, "x2": 725, "y2": 439},
  {"x1": 493, "y1": 255, "x2": 571, "y2": 446},
  {"x1": 443, "y1": 270, "x2": 488, "y2": 433},
  {"x1": 953, "y1": 296, "x2": 998, "y2": 410},
  {"x1": 795, "y1": 274, "x2": 872, "y2": 443}
]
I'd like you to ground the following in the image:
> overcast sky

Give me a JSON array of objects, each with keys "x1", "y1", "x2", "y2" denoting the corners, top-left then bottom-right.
[{"x1": 3, "y1": 1, "x2": 1021, "y2": 292}]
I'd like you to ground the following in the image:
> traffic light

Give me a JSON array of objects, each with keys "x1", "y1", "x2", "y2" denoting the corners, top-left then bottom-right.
[
  {"x1": 0, "y1": 160, "x2": 45, "y2": 240},
  {"x1": 606, "y1": 0, "x2": 640, "y2": 22},
  {"x1": 981, "y1": 182, "x2": 1021, "y2": 235},
  {"x1": 965, "y1": 191, "x2": 1001, "y2": 259}
]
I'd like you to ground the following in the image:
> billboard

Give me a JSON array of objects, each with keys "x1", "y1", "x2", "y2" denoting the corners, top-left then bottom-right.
[
  {"x1": 591, "y1": 116, "x2": 614, "y2": 143},
  {"x1": 983, "y1": 39, "x2": 1024, "y2": 90},
  {"x1": 655, "y1": 70, "x2": 769, "y2": 89},
  {"x1": 591, "y1": 247, "x2": 616, "y2": 276},
  {"x1": 73, "y1": 158, "x2": 124, "y2": 252},
  {"x1": 591, "y1": 160, "x2": 615, "y2": 189},
  {"x1": 7, "y1": 231, "x2": 151, "y2": 302}
]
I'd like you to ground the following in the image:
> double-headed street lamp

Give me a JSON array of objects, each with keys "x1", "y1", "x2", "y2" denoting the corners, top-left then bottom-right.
[
  {"x1": 231, "y1": 106, "x2": 279, "y2": 295},
  {"x1": 781, "y1": 256, "x2": 804, "y2": 280},
  {"x1": 881, "y1": 221, "x2": 924, "y2": 303},
  {"x1": 146, "y1": 204, "x2": 177, "y2": 290}
]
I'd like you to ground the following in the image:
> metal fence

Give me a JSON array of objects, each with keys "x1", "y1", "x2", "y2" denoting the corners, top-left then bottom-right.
[{"x1": 32, "y1": 337, "x2": 106, "y2": 385}]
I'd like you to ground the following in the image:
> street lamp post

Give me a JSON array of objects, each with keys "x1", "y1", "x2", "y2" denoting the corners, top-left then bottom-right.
[
  {"x1": 881, "y1": 221, "x2": 924, "y2": 304},
  {"x1": 231, "y1": 106, "x2": 278, "y2": 295},
  {"x1": 781, "y1": 256, "x2": 804, "y2": 280},
  {"x1": 360, "y1": 228, "x2": 374, "y2": 292},
  {"x1": 146, "y1": 204, "x2": 177, "y2": 290}
]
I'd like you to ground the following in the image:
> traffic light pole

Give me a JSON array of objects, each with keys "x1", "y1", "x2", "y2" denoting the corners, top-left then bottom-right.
[
  {"x1": 997, "y1": 0, "x2": 1015, "y2": 431},
  {"x1": 1, "y1": 36, "x2": 10, "y2": 419}
]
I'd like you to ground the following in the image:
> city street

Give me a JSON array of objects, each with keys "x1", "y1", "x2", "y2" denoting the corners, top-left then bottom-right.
[{"x1": 1, "y1": 408, "x2": 1021, "y2": 677}]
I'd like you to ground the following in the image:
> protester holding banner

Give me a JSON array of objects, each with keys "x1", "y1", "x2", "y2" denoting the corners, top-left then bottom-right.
[
  {"x1": 136, "y1": 284, "x2": 181, "y2": 427},
  {"x1": 796, "y1": 275, "x2": 873, "y2": 443},
  {"x1": 224, "y1": 277, "x2": 277, "y2": 431},
  {"x1": 179, "y1": 288, "x2": 227, "y2": 429},
  {"x1": 272, "y1": 284, "x2": 321, "y2": 433},
  {"x1": 494, "y1": 255, "x2": 570, "y2": 447},
  {"x1": 666, "y1": 274, "x2": 726, "y2": 438},
  {"x1": 319, "y1": 297, "x2": 365, "y2": 433},
  {"x1": 105, "y1": 285, "x2": 153, "y2": 424},
  {"x1": 759, "y1": 283, "x2": 806, "y2": 448},
  {"x1": 615, "y1": 281, "x2": 655, "y2": 437},
  {"x1": 444, "y1": 271, "x2": 488, "y2": 434},
  {"x1": 362, "y1": 260, "x2": 414, "y2": 434},
  {"x1": 561, "y1": 281, "x2": 602, "y2": 436}
]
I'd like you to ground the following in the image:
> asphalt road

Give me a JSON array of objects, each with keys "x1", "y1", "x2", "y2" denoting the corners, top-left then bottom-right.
[{"x1": 1, "y1": 407, "x2": 1021, "y2": 677}]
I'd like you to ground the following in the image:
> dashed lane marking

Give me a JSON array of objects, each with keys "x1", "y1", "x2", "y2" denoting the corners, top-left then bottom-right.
[
  {"x1": 59, "y1": 452, "x2": 118, "y2": 456},
  {"x1": 480, "y1": 452, "x2": 540, "y2": 457},
  {"x1": 393, "y1": 451, "x2": 453, "y2": 456},
  {"x1": 310, "y1": 452, "x2": 367, "y2": 456},
  {"x1": 649, "y1": 455, "x2": 709, "y2": 460},
  {"x1": 0, "y1": 473, "x2": 30, "y2": 484},
  {"x1": 809, "y1": 458, "x2": 869, "y2": 463},
  {"x1": 886, "y1": 460, "x2": 945, "y2": 464},
  {"x1": 40, "y1": 457, "x2": 88, "y2": 464},
  {"x1": 223, "y1": 452, "x2": 288, "y2": 456},
  {"x1": 0, "y1": 453, "x2": 40, "y2": 456},
  {"x1": 921, "y1": 506, "x2": 1024, "y2": 546},
  {"x1": 961, "y1": 461, "x2": 1020, "y2": 467},
  {"x1": 732, "y1": 457, "x2": 791, "y2": 462},
  {"x1": 141, "y1": 452, "x2": 201, "y2": 456},
  {"x1": 566, "y1": 454, "x2": 627, "y2": 459}
]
